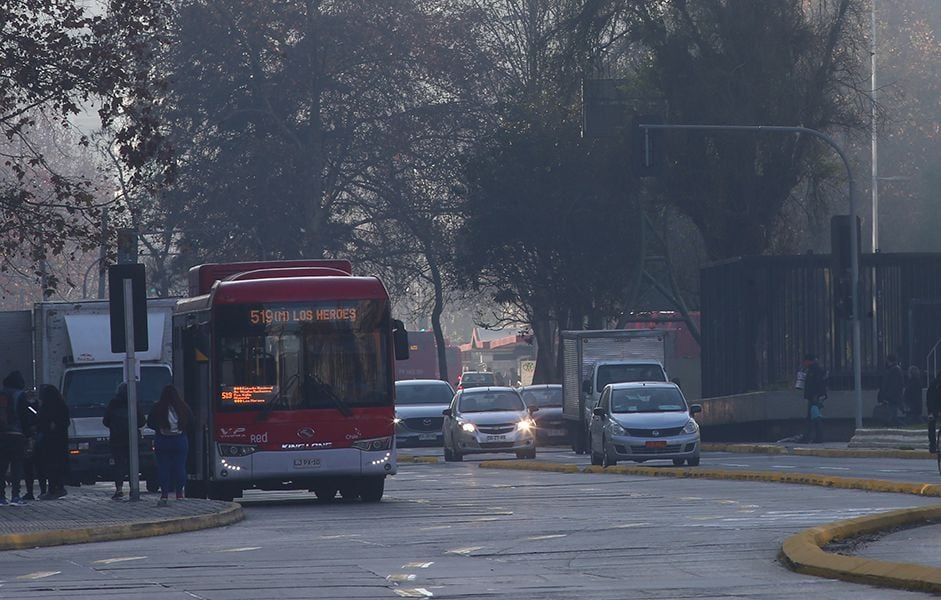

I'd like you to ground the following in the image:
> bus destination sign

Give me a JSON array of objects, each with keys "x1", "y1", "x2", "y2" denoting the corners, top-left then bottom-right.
[
  {"x1": 221, "y1": 385, "x2": 275, "y2": 405},
  {"x1": 249, "y1": 306, "x2": 358, "y2": 325}
]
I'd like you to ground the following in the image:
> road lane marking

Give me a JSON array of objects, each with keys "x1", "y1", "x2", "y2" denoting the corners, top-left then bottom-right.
[
  {"x1": 17, "y1": 572, "x2": 60, "y2": 581},
  {"x1": 395, "y1": 589, "x2": 434, "y2": 598},
  {"x1": 218, "y1": 547, "x2": 261, "y2": 553},
  {"x1": 719, "y1": 500, "x2": 738, "y2": 504},
  {"x1": 771, "y1": 465, "x2": 797, "y2": 469},
  {"x1": 403, "y1": 562, "x2": 434, "y2": 569},
  {"x1": 678, "y1": 496, "x2": 702, "y2": 501},
  {"x1": 447, "y1": 546, "x2": 484, "y2": 555},
  {"x1": 525, "y1": 534, "x2": 567, "y2": 541},
  {"x1": 719, "y1": 463, "x2": 749, "y2": 467},
  {"x1": 420, "y1": 525, "x2": 451, "y2": 531},
  {"x1": 387, "y1": 574, "x2": 417, "y2": 582},
  {"x1": 819, "y1": 466, "x2": 850, "y2": 471},
  {"x1": 612, "y1": 522, "x2": 649, "y2": 529},
  {"x1": 93, "y1": 556, "x2": 147, "y2": 565},
  {"x1": 320, "y1": 534, "x2": 361, "y2": 539}
]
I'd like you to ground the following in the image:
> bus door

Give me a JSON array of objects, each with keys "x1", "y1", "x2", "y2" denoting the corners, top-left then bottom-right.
[{"x1": 177, "y1": 317, "x2": 212, "y2": 481}]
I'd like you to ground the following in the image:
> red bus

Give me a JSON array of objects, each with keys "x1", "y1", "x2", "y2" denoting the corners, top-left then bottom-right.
[{"x1": 173, "y1": 260, "x2": 408, "y2": 502}]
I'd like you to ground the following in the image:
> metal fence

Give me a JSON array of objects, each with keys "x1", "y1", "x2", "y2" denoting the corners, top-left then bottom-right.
[{"x1": 701, "y1": 253, "x2": 941, "y2": 397}]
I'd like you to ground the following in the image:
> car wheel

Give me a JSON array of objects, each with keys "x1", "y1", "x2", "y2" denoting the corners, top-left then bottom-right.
[
  {"x1": 602, "y1": 438, "x2": 617, "y2": 467},
  {"x1": 516, "y1": 448, "x2": 535, "y2": 460},
  {"x1": 687, "y1": 456, "x2": 701, "y2": 467},
  {"x1": 672, "y1": 459, "x2": 685, "y2": 467}
]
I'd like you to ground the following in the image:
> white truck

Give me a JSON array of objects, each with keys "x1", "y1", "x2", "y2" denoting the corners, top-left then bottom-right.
[
  {"x1": 27, "y1": 298, "x2": 176, "y2": 488},
  {"x1": 561, "y1": 329, "x2": 674, "y2": 453}
]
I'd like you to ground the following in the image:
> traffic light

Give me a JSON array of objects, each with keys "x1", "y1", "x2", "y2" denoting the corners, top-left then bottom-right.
[
  {"x1": 116, "y1": 228, "x2": 139, "y2": 264},
  {"x1": 830, "y1": 215, "x2": 861, "y2": 321}
]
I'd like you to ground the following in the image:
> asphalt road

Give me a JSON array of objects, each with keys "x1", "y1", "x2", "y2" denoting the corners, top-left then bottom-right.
[
  {"x1": 0, "y1": 460, "x2": 938, "y2": 599},
  {"x1": 404, "y1": 445, "x2": 941, "y2": 485}
]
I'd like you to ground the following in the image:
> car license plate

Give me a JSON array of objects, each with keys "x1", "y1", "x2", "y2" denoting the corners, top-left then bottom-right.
[
  {"x1": 292, "y1": 458, "x2": 321, "y2": 469},
  {"x1": 486, "y1": 434, "x2": 507, "y2": 442},
  {"x1": 419, "y1": 433, "x2": 438, "y2": 441},
  {"x1": 645, "y1": 440, "x2": 668, "y2": 448}
]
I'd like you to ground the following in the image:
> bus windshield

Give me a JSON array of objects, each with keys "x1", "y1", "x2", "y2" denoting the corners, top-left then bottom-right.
[
  {"x1": 62, "y1": 365, "x2": 172, "y2": 418},
  {"x1": 214, "y1": 300, "x2": 393, "y2": 412}
]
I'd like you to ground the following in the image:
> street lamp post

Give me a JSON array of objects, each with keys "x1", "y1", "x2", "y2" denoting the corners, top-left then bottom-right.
[{"x1": 639, "y1": 123, "x2": 864, "y2": 429}]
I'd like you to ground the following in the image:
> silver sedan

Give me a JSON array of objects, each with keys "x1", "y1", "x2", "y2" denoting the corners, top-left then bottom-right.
[
  {"x1": 442, "y1": 387, "x2": 537, "y2": 461},
  {"x1": 589, "y1": 382, "x2": 702, "y2": 467}
]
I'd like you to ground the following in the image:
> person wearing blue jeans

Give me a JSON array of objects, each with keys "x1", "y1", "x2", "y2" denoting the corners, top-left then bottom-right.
[{"x1": 147, "y1": 385, "x2": 193, "y2": 506}]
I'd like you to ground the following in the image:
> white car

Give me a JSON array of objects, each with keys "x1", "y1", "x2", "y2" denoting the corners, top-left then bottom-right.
[
  {"x1": 588, "y1": 382, "x2": 701, "y2": 467},
  {"x1": 442, "y1": 387, "x2": 536, "y2": 461}
]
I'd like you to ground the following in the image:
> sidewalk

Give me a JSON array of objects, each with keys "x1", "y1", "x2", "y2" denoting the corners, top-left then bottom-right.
[{"x1": 0, "y1": 483, "x2": 242, "y2": 551}]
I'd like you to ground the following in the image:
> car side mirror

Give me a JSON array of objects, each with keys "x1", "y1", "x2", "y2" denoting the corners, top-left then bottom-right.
[
  {"x1": 593, "y1": 407, "x2": 606, "y2": 418},
  {"x1": 442, "y1": 409, "x2": 452, "y2": 417},
  {"x1": 528, "y1": 406, "x2": 539, "y2": 414},
  {"x1": 582, "y1": 380, "x2": 592, "y2": 395},
  {"x1": 689, "y1": 404, "x2": 702, "y2": 415}
]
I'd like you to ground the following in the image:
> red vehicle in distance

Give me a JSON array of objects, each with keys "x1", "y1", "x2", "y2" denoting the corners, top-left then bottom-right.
[{"x1": 173, "y1": 260, "x2": 408, "y2": 502}]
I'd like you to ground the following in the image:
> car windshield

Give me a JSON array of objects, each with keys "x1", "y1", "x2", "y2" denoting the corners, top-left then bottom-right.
[
  {"x1": 62, "y1": 366, "x2": 172, "y2": 418},
  {"x1": 459, "y1": 391, "x2": 525, "y2": 413},
  {"x1": 611, "y1": 387, "x2": 686, "y2": 413},
  {"x1": 521, "y1": 387, "x2": 562, "y2": 408},
  {"x1": 596, "y1": 364, "x2": 666, "y2": 389},
  {"x1": 395, "y1": 382, "x2": 453, "y2": 405}
]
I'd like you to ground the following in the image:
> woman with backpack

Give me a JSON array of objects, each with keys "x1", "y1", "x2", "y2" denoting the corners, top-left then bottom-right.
[{"x1": 148, "y1": 385, "x2": 193, "y2": 506}]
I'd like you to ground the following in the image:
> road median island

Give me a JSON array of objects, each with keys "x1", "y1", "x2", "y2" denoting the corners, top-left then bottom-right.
[
  {"x1": 780, "y1": 505, "x2": 941, "y2": 593},
  {"x1": 701, "y1": 443, "x2": 931, "y2": 460},
  {"x1": 0, "y1": 502, "x2": 244, "y2": 552},
  {"x1": 398, "y1": 454, "x2": 439, "y2": 464}
]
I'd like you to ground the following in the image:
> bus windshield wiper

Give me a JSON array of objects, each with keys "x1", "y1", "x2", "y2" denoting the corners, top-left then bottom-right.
[{"x1": 306, "y1": 374, "x2": 354, "y2": 417}]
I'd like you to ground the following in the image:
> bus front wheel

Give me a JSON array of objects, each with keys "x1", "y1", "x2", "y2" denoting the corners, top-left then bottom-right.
[{"x1": 359, "y1": 477, "x2": 385, "y2": 503}]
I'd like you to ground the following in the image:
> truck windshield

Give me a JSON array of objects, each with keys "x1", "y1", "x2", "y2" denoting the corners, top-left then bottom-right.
[
  {"x1": 62, "y1": 366, "x2": 173, "y2": 418},
  {"x1": 215, "y1": 300, "x2": 393, "y2": 411},
  {"x1": 611, "y1": 387, "x2": 686, "y2": 413},
  {"x1": 596, "y1": 364, "x2": 666, "y2": 389}
]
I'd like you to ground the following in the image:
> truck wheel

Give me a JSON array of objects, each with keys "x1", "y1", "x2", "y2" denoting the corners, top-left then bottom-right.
[{"x1": 359, "y1": 477, "x2": 385, "y2": 503}]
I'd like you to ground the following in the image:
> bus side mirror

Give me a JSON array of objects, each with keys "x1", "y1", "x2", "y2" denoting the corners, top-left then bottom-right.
[{"x1": 393, "y1": 319, "x2": 409, "y2": 360}]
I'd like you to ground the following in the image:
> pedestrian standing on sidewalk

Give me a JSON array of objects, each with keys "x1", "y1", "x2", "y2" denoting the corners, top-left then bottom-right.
[
  {"x1": 927, "y1": 374, "x2": 941, "y2": 454},
  {"x1": 103, "y1": 383, "x2": 144, "y2": 500},
  {"x1": 877, "y1": 354, "x2": 905, "y2": 425},
  {"x1": 800, "y1": 353, "x2": 827, "y2": 443},
  {"x1": 903, "y1": 365, "x2": 924, "y2": 424},
  {"x1": 37, "y1": 385, "x2": 70, "y2": 500},
  {"x1": 16, "y1": 388, "x2": 45, "y2": 500},
  {"x1": 148, "y1": 385, "x2": 193, "y2": 506},
  {"x1": 0, "y1": 371, "x2": 28, "y2": 505}
]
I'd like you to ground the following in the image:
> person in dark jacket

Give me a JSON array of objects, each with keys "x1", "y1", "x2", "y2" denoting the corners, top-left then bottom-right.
[
  {"x1": 877, "y1": 354, "x2": 905, "y2": 424},
  {"x1": 903, "y1": 365, "x2": 924, "y2": 423},
  {"x1": 0, "y1": 370, "x2": 28, "y2": 505},
  {"x1": 801, "y1": 353, "x2": 827, "y2": 443},
  {"x1": 148, "y1": 385, "x2": 193, "y2": 506},
  {"x1": 37, "y1": 385, "x2": 70, "y2": 499},
  {"x1": 927, "y1": 375, "x2": 941, "y2": 454},
  {"x1": 16, "y1": 387, "x2": 45, "y2": 500},
  {"x1": 103, "y1": 383, "x2": 145, "y2": 500}
]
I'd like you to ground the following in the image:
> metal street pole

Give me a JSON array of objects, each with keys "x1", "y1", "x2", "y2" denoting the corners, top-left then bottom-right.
[
  {"x1": 640, "y1": 123, "x2": 864, "y2": 429},
  {"x1": 124, "y1": 278, "x2": 141, "y2": 501}
]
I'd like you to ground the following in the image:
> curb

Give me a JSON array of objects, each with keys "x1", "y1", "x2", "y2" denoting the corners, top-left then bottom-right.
[
  {"x1": 398, "y1": 454, "x2": 439, "y2": 464},
  {"x1": 0, "y1": 503, "x2": 244, "y2": 552},
  {"x1": 477, "y1": 460, "x2": 941, "y2": 497},
  {"x1": 780, "y1": 505, "x2": 941, "y2": 593},
  {"x1": 702, "y1": 443, "x2": 932, "y2": 460}
]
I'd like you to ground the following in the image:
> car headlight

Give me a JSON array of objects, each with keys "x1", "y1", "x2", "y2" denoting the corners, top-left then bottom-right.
[
  {"x1": 683, "y1": 419, "x2": 700, "y2": 434},
  {"x1": 517, "y1": 419, "x2": 534, "y2": 432},
  {"x1": 393, "y1": 417, "x2": 402, "y2": 425},
  {"x1": 353, "y1": 436, "x2": 394, "y2": 451},
  {"x1": 608, "y1": 419, "x2": 626, "y2": 436},
  {"x1": 461, "y1": 422, "x2": 477, "y2": 433}
]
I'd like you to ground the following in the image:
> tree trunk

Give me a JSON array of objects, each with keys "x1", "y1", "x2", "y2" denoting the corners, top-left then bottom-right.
[{"x1": 428, "y1": 255, "x2": 449, "y2": 383}]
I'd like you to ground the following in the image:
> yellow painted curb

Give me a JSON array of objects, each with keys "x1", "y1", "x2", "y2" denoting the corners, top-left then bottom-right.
[
  {"x1": 398, "y1": 455, "x2": 439, "y2": 464},
  {"x1": 478, "y1": 460, "x2": 941, "y2": 497},
  {"x1": 702, "y1": 443, "x2": 932, "y2": 460},
  {"x1": 780, "y1": 505, "x2": 941, "y2": 593},
  {"x1": 0, "y1": 503, "x2": 244, "y2": 552}
]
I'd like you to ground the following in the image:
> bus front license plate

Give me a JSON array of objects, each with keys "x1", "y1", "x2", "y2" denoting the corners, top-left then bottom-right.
[{"x1": 293, "y1": 458, "x2": 322, "y2": 469}]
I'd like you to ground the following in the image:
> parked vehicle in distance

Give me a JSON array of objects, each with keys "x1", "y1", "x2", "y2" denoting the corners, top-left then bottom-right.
[
  {"x1": 442, "y1": 387, "x2": 536, "y2": 461},
  {"x1": 394, "y1": 379, "x2": 455, "y2": 446},
  {"x1": 519, "y1": 384, "x2": 568, "y2": 444},
  {"x1": 457, "y1": 371, "x2": 496, "y2": 389},
  {"x1": 588, "y1": 382, "x2": 701, "y2": 467}
]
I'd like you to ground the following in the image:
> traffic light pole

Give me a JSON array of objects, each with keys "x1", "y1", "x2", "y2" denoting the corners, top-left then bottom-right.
[{"x1": 640, "y1": 123, "x2": 863, "y2": 429}]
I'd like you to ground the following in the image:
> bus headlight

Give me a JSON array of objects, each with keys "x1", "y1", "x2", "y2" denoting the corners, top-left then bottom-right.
[
  {"x1": 218, "y1": 443, "x2": 257, "y2": 457},
  {"x1": 353, "y1": 436, "x2": 393, "y2": 451}
]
